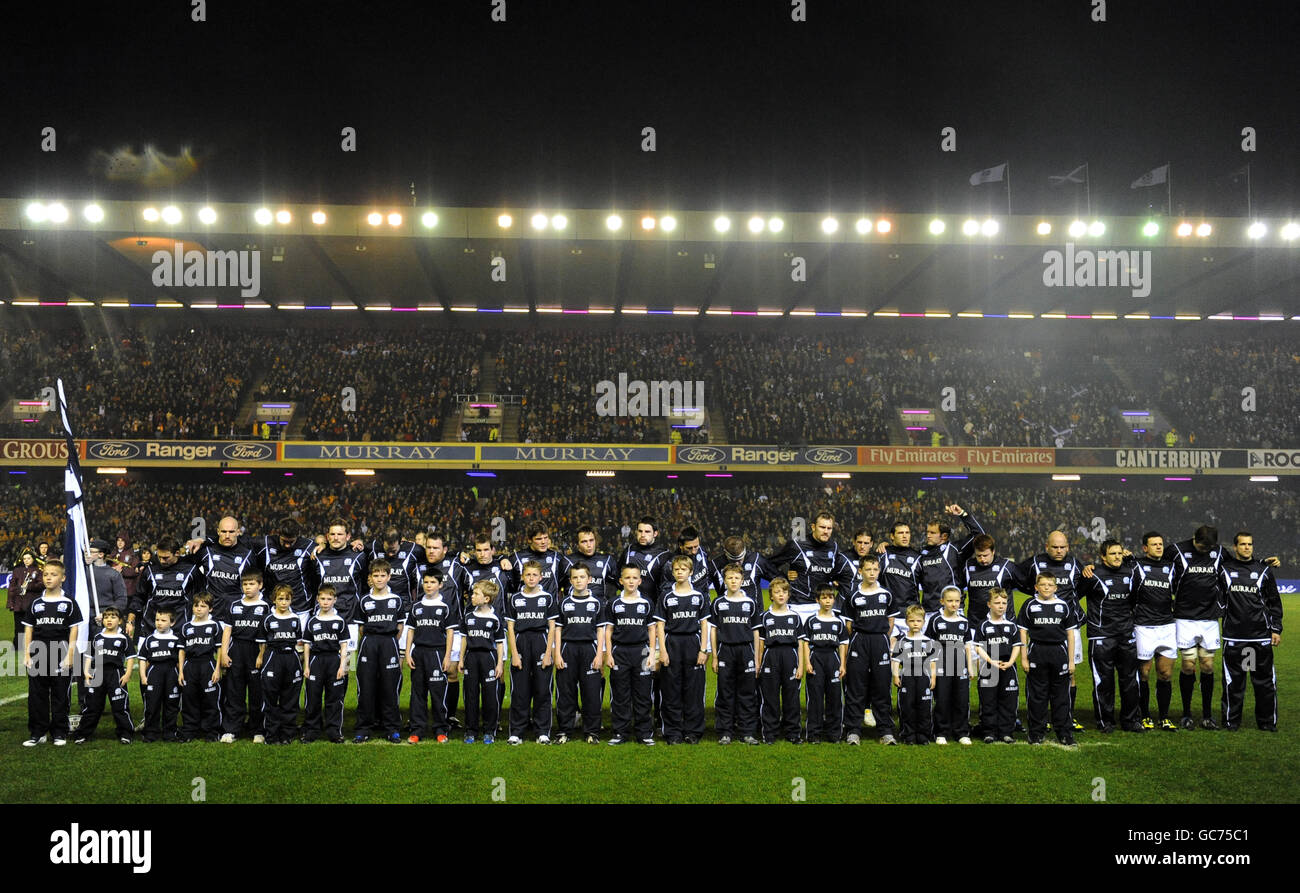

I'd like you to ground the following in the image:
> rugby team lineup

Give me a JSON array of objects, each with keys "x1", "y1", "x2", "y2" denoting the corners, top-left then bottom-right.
[{"x1": 15, "y1": 495, "x2": 1284, "y2": 749}]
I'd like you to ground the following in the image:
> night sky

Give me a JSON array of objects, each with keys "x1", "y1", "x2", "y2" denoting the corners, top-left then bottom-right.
[{"x1": 5, "y1": 0, "x2": 1298, "y2": 216}]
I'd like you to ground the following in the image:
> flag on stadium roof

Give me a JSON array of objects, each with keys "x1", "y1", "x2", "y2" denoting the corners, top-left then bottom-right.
[
  {"x1": 57, "y1": 378, "x2": 98, "y2": 651},
  {"x1": 1049, "y1": 163, "x2": 1088, "y2": 185},
  {"x1": 1131, "y1": 164, "x2": 1169, "y2": 189},
  {"x1": 969, "y1": 163, "x2": 1008, "y2": 186}
]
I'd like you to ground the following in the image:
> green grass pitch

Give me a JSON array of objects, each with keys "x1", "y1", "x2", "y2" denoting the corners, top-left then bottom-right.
[{"x1": 1, "y1": 595, "x2": 1295, "y2": 804}]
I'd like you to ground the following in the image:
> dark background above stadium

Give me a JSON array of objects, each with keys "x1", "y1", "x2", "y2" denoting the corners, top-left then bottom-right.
[{"x1": 3, "y1": 1, "x2": 1299, "y2": 214}]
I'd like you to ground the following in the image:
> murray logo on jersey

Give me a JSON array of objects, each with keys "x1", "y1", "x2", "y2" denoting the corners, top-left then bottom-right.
[{"x1": 1041, "y1": 243, "x2": 1152, "y2": 297}]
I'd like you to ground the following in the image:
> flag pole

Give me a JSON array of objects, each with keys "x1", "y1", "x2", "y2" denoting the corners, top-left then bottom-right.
[
  {"x1": 1085, "y1": 163, "x2": 1091, "y2": 217},
  {"x1": 1167, "y1": 164, "x2": 1172, "y2": 216},
  {"x1": 1006, "y1": 162, "x2": 1012, "y2": 215},
  {"x1": 1246, "y1": 162, "x2": 1252, "y2": 219},
  {"x1": 57, "y1": 379, "x2": 99, "y2": 651}
]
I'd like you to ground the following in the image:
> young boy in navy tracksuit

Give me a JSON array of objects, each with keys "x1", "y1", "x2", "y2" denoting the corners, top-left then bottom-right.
[
  {"x1": 924, "y1": 586, "x2": 975, "y2": 745},
  {"x1": 891, "y1": 604, "x2": 939, "y2": 745},
  {"x1": 459, "y1": 580, "x2": 505, "y2": 743},
  {"x1": 606, "y1": 566, "x2": 660, "y2": 745},
  {"x1": 22, "y1": 560, "x2": 83, "y2": 746},
  {"x1": 302, "y1": 585, "x2": 350, "y2": 743},
  {"x1": 405, "y1": 571, "x2": 457, "y2": 743},
  {"x1": 755, "y1": 578, "x2": 803, "y2": 744},
  {"x1": 258, "y1": 585, "x2": 304, "y2": 745},
  {"x1": 799, "y1": 587, "x2": 849, "y2": 744},
  {"x1": 973, "y1": 588, "x2": 1021, "y2": 743},
  {"x1": 76, "y1": 606, "x2": 135, "y2": 744}
]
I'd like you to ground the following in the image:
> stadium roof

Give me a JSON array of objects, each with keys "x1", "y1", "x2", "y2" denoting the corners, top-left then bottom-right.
[{"x1": 2, "y1": 200, "x2": 1298, "y2": 318}]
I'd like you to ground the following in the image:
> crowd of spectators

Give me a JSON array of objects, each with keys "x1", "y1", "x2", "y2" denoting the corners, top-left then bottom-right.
[
  {"x1": 704, "y1": 333, "x2": 895, "y2": 444},
  {"x1": 2, "y1": 323, "x2": 1295, "y2": 449},
  {"x1": 5, "y1": 478, "x2": 1298, "y2": 572},
  {"x1": 495, "y1": 332, "x2": 705, "y2": 443},
  {"x1": 0, "y1": 326, "x2": 264, "y2": 439},
  {"x1": 1146, "y1": 334, "x2": 1300, "y2": 449},
  {"x1": 254, "y1": 329, "x2": 482, "y2": 441}
]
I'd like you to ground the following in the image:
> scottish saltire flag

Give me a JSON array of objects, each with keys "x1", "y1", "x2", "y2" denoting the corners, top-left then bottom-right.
[
  {"x1": 969, "y1": 163, "x2": 1007, "y2": 186},
  {"x1": 1049, "y1": 163, "x2": 1088, "y2": 185},
  {"x1": 56, "y1": 378, "x2": 98, "y2": 651},
  {"x1": 1130, "y1": 164, "x2": 1169, "y2": 189}
]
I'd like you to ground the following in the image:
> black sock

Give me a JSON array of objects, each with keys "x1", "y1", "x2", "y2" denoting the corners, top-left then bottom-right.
[
  {"x1": 1139, "y1": 678, "x2": 1151, "y2": 717},
  {"x1": 446, "y1": 681, "x2": 460, "y2": 716},
  {"x1": 1200, "y1": 671, "x2": 1215, "y2": 717},
  {"x1": 1179, "y1": 671, "x2": 1195, "y2": 715},
  {"x1": 1156, "y1": 679, "x2": 1172, "y2": 719},
  {"x1": 1069, "y1": 684, "x2": 1077, "y2": 714}
]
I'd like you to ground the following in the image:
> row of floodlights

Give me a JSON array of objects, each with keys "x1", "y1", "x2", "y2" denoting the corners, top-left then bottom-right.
[{"x1": 19, "y1": 203, "x2": 1300, "y2": 241}]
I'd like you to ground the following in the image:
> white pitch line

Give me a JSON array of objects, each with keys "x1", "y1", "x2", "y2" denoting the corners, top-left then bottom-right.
[{"x1": 0, "y1": 693, "x2": 30, "y2": 707}]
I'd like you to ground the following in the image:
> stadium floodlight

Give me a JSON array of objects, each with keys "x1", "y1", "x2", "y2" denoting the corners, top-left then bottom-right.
[
  {"x1": 961, "y1": 219, "x2": 979, "y2": 236},
  {"x1": 1282, "y1": 222, "x2": 1300, "y2": 241},
  {"x1": 980, "y1": 219, "x2": 999, "y2": 236},
  {"x1": 1068, "y1": 220, "x2": 1086, "y2": 238},
  {"x1": 1250, "y1": 475, "x2": 1280, "y2": 482},
  {"x1": 25, "y1": 202, "x2": 47, "y2": 222},
  {"x1": 142, "y1": 207, "x2": 161, "y2": 222},
  {"x1": 855, "y1": 218, "x2": 872, "y2": 235},
  {"x1": 46, "y1": 203, "x2": 69, "y2": 223},
  {"x1": 747, "y1": 216, "x2": 765, "y2": 234},
  {"x1": 311, "y1": 210, "x2": 327, "y2": 225},
  {"x1": 767, "y1": 217, "x2": 784, "y2": 233},
  {"x1": 1142, "y1": 221, "x2": 1160, "y2": 237},
  {"x1": 95, "y1": 467, "x2": 128, "y2": 475},
  {"x1": 387, "y1": 212, "x2": 402, "y2": 227},
  {"x1": 929, "y1": 219, "x2": 946, "y2": 235},
  {"x1": 161, "y1": 205, "x2": 182, "y2": 224},
  {"x1": 1036, "y1": 221, "x2": 1051, "y2": 235},
  {"x1": 660, "y1": 215, "x2": 677, "y2": 232},
  {"x1": 275, "y1": 210, "x2": 292, "y2": 224},
  {"x1": 82, "y1": 204, "x2": 105, "y2": 223},
  {"x1": 531, "y1": 213, "x2": 549, "y2": 230},
  {"x1": 420, "y1": 211, "x2": 438, "y2": 228},
  {"x1": 1196, "y1": 223, "x2": 1212, "y2": 237},
  {"x1": 551, "y1": 214, "x2": 568, "y2": 230},
  {"x1": 1247, "y1": 222, "x2": 1266, "y2": 239},
  {"x1": 254, "y1": 208, "x2": 273, "y2": 226},
  {"x1": 1175, "y1": 222, "x2": 1193, "y2": 237},
  {"x1": 343, "y1": 469, "x2": 375, "y2": 476},
  {"x1": 1088, "y1": 221, "x2": 1105, "y2": 237},
  {"x1": 606, "y1": 214, "x2": 623, "y2": 231},
  {"x1": 198, "y1": 206, "x2": 217, "y2": 224},
  {"x1": 1052, "y1": 474, "x2": 1082, "y2": 481},
  {"x1": 641, "y1": 216, "x2": 657, "y2": 230},
  {"x1": 821, "y1": 217, "x2": 838, "y2": 234},
  {"x1": 876, "y1": 219, "x2": 891, "y2": 234},
  {"x1": 712, "y1": 215, "x2": 730, "y2": 233},
  {"x1": 497, "y1": 214, "x2": 513, "y2": 228}
]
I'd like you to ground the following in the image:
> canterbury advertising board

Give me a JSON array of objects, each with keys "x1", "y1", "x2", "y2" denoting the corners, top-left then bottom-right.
[
  {"x1": 85, "y1": 440, "x2": 276, "y2": 463},
  {"x1": 1058, "y1": 448, "x2": 1245, "y2": 470},
  {"x1": 0, "y1": 439, "x2": 71, "y2": 464}
]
